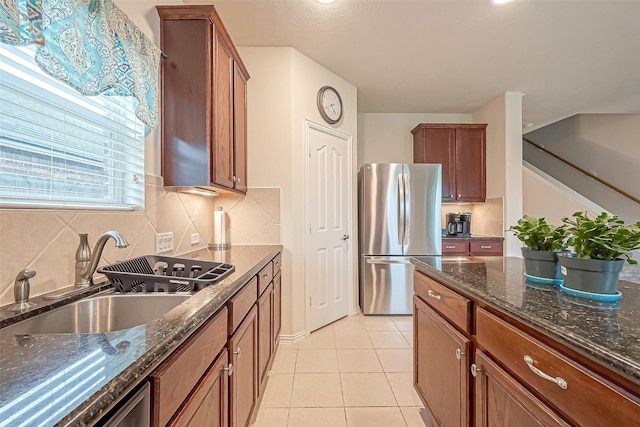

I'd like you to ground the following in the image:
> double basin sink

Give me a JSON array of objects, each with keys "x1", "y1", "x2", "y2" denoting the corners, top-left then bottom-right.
[{"x1": 2, "y1": 293, "x2": 191, "y2": 335}]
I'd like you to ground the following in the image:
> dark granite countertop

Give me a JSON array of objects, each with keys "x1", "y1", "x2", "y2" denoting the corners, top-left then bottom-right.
[
  {"x1": 442, "y1": 235, "x2": 504, "y2": 242},
  {"x1": 0, "y1": 245, "x2": 281, "y2": 427},
  {"x1": 411, "y1": 256, "x2": 640, "y2": 385}
]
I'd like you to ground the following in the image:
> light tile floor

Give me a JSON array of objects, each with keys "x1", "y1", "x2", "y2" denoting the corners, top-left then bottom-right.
[{"x1": 252, "y1": 314, "x2": 435, "y2": 427}]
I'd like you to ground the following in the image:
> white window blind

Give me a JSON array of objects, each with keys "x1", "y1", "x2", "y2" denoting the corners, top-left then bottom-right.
[{"x1": 0, "y1": 44, "x2": 145, "y2": 210}]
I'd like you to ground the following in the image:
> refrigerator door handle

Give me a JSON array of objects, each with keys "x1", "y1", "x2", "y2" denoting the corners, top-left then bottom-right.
[
  {"x1": 403, "y1": 172, "x2": 411, "y2": 246},
  {"x1": 366, "y1": 258, "x2": 413, "y2": 265},
  {"x1": 397, "y1": 173, "x2": 405, "y2": 246}
]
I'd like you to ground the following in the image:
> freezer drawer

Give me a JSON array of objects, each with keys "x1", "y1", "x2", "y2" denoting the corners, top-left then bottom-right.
[{"x1": 360, "y1": 256, "x2": 414, "y2": 314}]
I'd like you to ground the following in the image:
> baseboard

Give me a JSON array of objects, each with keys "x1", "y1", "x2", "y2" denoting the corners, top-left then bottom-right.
[{"x1": 279, "y1": 330, "x2": 307, "y2": 343}]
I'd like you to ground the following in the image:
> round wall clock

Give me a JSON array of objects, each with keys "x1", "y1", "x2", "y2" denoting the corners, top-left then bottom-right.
[{"x1": 317, "y1": 86, "x2": 343, "y2": 124}]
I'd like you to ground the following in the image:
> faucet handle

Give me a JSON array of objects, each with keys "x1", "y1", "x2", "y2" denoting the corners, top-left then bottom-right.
[
  {"x1": 16, "y1": 269, "x2": 36, "y2": 281},
  {"x1": 10, "y1": 269, "x2": 37, "y2": 312}
]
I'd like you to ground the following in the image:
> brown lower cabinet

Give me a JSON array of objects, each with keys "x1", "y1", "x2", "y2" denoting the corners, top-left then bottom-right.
[
  {"x1": 273, "y1": 271, "x2": 282, "y2": 350},
  {"x1": 258, "y1": 282, "x2": 274, "y2": 387},
  {"x1": 414, "y1": 295, "x2": 470, "y2": 426},
  {"x1": 149, "y1": 253, "x2": 282, "y2": 427},
  {"x1": 442, "y1": 240, "x2": 503, "y2": 256},
  {"x1": 229, "y1": 305, "x2": 258, "y2": 427},
  {"x1": 473, "y1": 350, "x2": 569, "y2": 427},
  {"x1": 413, "y1": 270, "x2": 640, "y2": 427},
  {"x1": 169, "y1": 349, "x2": 230, "y2": 427},
  {"x1": 150, "y1": 308, "x2": 228, "y2": 427}
]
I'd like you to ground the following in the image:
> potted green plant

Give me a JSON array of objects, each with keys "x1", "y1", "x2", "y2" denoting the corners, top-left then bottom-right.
[
  {"x1": 508, "y1": 215, "x2": 570, "y2": 284},
  {"x1": 558, "y1": 211, "x2": 640, "y2": 296}
]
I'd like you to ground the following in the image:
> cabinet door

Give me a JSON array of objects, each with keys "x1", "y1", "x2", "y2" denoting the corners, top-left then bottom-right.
[
  {"x1": 157, "y1": 15, "x2": 211, "y2": 188},
  {"x1": 455, "y1": 127, "x2": 485, "y2": 202},
  {"x1": 229, "y1": 305, "x2": 258, "y2": 427},
  {"x1": 474, "y1": 350, "x2": 570, "y2": 427},
  {"x1": 258, "y1": 283, "x2": 274, "y2": 388},
  {"x1": 414, "y1": 295, "x2": 470, "y2": 427},
  {"x1": 213, "y1": 31, "x2": 234, "y2": 189},
  {"x1": 415, "y1": 127, "x2": 456, "y2": 202},
  {"x1": 150, "y1": 307, "x2": 228, "y2": 427},
  {"x1": 169, "y1": 350, "x2": 230, "y2": 427},
  {"x1": 233, "y1": 62, "x2": 248, "y2": 193},
  {"x1": 273, "y1": 272, "x2": 282, "y2": 351}
]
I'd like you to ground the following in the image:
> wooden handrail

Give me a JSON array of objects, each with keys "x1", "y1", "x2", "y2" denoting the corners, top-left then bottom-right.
[{"x1": 523, "y1": 137, "x2": 640, "y2": 205}]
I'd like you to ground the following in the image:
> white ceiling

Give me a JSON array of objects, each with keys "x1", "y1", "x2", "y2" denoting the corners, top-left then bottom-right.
[{"x1": 186, "y1": 0, "x2": 640, "y2": 129}]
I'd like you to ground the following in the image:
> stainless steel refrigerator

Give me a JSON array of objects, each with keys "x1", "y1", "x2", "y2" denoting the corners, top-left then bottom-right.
[{"x1": 358, "y1": 163, "x2": 442, "y2": 314}]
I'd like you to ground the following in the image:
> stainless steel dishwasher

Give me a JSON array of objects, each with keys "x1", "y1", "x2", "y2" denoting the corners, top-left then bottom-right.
[{"x1": 99, "y1": 382, "x2": 150, "y2": 427}]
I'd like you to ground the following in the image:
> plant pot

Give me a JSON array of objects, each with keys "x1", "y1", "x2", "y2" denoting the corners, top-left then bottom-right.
[
  {"x1": 521, "y1": 247, "x2": 564, "y2": 283},
  {"x1": 557, "y1": 254, "x2": 624, "y2": 295}
]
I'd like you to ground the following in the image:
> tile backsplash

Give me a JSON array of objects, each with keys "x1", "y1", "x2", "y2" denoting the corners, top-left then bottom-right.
[
  {"x1": 213, "y1": 188, "x2": 281, "y2": 245},
  {"x1": 441, "y1": 197, "x2": 504, "y2": 236},
  {"x1": 0, "y1": 183, "x2": 282, "y2": 307}
]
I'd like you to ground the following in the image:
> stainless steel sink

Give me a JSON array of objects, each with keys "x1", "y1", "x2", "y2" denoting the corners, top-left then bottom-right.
[{"x1": 2, "y1": 294, "x2": 191, "y2": 335}]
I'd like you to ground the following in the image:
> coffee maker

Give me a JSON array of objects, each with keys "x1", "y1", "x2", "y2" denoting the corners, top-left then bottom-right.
[{"x1": 446, "y1": 212, "x2": 472, "y2": 237}]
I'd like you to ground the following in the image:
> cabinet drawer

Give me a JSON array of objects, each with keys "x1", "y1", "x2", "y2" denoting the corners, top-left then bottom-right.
[
  {"x1": 469, "y1": 241, "x2": 502, "y2": 255},
  {"x1": 414, "y1": 271, "x2": 472, "y2": 334},
  {"x1": 442, "y1": 241, "x2": 468, "y2": 255},
  {"x1": 150, "y1": 307, "x2": 228, "y2": 427},
  {"x1": 228, "y1": 277, "x2": 258, "y2": 334},
  {"x1": 272, "y1": 253, "x2": 282, "y2": 276},
  {"x1": 476, "y1": 308, "x2": 640, "y2": 427},
  {"x1": 258, "y1": 262, "x2": 273, "y2": 296}
]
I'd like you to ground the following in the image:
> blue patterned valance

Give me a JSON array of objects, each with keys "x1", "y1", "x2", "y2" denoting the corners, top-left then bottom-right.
[{"x1": 0, "y1": 0, "x2": 161, "y2": 128}]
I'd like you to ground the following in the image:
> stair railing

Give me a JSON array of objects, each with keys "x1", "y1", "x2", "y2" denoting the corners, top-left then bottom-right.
[{"x1": 523, "y1": 137, "x2": 640, "y2": 205}]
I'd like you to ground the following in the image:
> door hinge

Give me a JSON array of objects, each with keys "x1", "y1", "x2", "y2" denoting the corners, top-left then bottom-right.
[{"x1": 309, "y1": 297, "x2": 312, "y2": 307}]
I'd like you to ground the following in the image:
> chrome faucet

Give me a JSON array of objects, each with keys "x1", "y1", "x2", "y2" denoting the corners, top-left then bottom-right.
[
  {"x1": 75, "y1": 231, "x2": 129, "y2": 286},
  {"x1": 9, "y1": 269, "x2": 36, "y2": 312}
]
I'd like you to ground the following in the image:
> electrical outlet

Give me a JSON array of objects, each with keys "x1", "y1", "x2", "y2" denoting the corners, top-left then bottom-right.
[
  {"x1": 156, "y1": 232, "x2": 173, "y2": 253},
  {"x1": 191, "y1": 233, "x2": 200, "y2": 245}
]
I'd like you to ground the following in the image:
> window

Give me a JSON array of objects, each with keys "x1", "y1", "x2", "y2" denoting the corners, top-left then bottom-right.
[{"x1": 0, "y1": 44, "x2": 145, "y2": 210}]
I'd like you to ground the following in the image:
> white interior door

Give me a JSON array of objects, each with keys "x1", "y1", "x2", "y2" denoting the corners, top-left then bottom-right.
[{"x1": 306, "y1": 121, "x2": 352, "y2": 332}]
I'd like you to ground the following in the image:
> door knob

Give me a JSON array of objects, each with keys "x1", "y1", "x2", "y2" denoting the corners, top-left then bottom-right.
[{"x1": 342, "y1": 234, "x2": 350, "y2": 240}]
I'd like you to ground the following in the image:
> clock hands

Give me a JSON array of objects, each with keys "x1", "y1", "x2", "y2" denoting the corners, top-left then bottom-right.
[{"x1": 325, "y1": 103, "x2": 338, "y2": 116}]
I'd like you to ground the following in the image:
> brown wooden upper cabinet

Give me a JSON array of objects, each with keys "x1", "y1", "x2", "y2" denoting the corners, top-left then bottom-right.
[
  {"x1": 412, "y1": 123, "x2": 487, "y2": 202},
  {"x1": 157, "y1": 5, "x2": 249, "y2": 194}
]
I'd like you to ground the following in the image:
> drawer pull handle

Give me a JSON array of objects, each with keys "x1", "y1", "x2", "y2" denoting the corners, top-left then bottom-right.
[
  {"x1": 263, "y1": 274, "x2": 270, "y2": 280},
  {"x1": 480, "y1": 245, "x2": 492, "y2": 249},
  {"x1": 427, "y1": 290, "x2": 441, "y2": 300},
  {"x1": 445, "y1": 245, "x2": 457, "y2": 249},
  {"x1": 224, "y1": 363, "x2": 234, "y2": 376},
  {"x1": 471, "y1": 363, "x2": 481, "y2": 377},
  {"x1": 455, "y1": 348, "x2": 465, "y2": 360},
  {"x1": 234, "y1": 347, "x2": 241, "y2": 358},
  {"x1": 523, "y1": 355, "x2": 568, "y2": 390}
]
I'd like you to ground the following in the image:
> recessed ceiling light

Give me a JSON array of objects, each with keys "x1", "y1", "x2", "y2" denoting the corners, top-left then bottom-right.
[
  {"x1": 491, "y1": 0, "x2": 513, "y2": 4},
  {"x1": 316, "y1": 0, "x2": 336, "y2": 4}
]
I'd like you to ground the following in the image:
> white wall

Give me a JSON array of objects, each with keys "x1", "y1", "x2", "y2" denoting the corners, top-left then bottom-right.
[
  {"x1": 523, "y1": 165, "x2": 602, "y2": 224},
  {"x1": 237, "y1": 47, "x2": 358, "y2": 340},
  {"x1": 578, "y1": 114, "x2": 640, "y2": 162},
  {"x1": 473, "y1": 92, "x2": 523, "y2": 256},
  {"x1": 357, "y1": 113, "x2": 471, "y2": 166}
]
